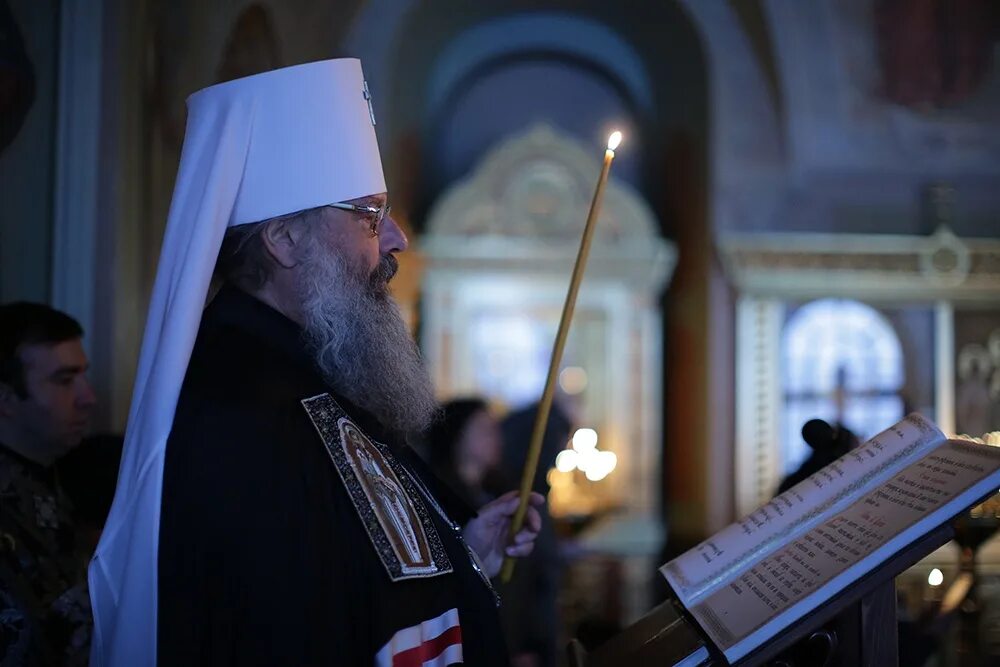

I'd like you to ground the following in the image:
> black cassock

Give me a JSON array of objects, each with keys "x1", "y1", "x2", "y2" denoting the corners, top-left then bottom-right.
[{"x1": 158, "y1": 286, "x2": 508, "y2": 666}]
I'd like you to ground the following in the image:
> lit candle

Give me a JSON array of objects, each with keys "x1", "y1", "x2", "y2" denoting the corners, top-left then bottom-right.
[{"x1": 501, "y1": 131, "x2": 622, "y2": 583}]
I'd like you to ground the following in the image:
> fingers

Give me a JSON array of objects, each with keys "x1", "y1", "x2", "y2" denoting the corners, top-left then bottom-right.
[
  {"x1": 523, "y1": 505, "x2": 542, "y2": 532},
  {"x1": 494, "y1": 490, "x2": 520, "y2": 504},
  {"x1": 477, "y1": 491, "x2": 547, "y2": 528},
  {"x1": 505, "y1": 542, "x2": 535, "y2": 558},
  {"x1": 512, "y1": 528, "x2": 536, "y2": 545},
  {"x1": 478, "y1": 491, "x2": 521, "y2": 518},
  {"x1": 493, "y1": 490, "x2": 545, "y2": 514}
]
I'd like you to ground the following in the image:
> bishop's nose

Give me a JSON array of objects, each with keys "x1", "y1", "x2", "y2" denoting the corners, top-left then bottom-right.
[{"x1": 378, "y1": 214, "x2": 408, "y2": 255}]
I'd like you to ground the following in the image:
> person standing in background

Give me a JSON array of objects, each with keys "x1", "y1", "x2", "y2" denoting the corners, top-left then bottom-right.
[
  {"x1": 0, "y1": 302, "x2": 97, "y2": 666},
  {"x1": 425, "y1": 397, "x2": 506, "y2": 509}
]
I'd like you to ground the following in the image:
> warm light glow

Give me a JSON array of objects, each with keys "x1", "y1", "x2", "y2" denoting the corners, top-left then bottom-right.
[
  {"x1": 607, "y1": 131, "x2": 623, "y2": 151},
  {"x1": 555, "y1": 449, "x2": 578, "y2": 473},
  {"x1": 928, "y1": 568, "x2": 944, "y2": 587},
  {"x1": 578, "y1": 448, "x2": 599, "y2": 473},
  {"x1": 599, "y1": 450, "x2": 617, "y2": 474},
  {"x1": 572, "y1": 428, "x2": 599, "y2": 453},
  {"x1": 553, "y1": 429, "x2": 615, "y2": 482},
  {"x1": 559, "y1": 366, "x2": 589, "y2": 395}
]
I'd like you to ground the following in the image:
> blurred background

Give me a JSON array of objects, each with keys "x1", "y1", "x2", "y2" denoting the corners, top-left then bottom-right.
[{"x1": 1, "y1": 1, "x2": 999, "y2": 664}]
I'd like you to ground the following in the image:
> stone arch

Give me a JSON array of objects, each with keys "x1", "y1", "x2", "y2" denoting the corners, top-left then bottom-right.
[{"x1": 422, "y1": 12, "x2": 654, "y2": 127}]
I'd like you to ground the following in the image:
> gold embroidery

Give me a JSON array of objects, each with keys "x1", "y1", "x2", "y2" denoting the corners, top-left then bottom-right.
[{"x1": 301, "y1": 394, "x2": 451, "y2": 581}]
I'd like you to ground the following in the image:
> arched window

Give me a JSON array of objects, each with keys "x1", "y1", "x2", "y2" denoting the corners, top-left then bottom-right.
[{"x1": 781, "y1": 299, "x2": 905, "y2": 472}]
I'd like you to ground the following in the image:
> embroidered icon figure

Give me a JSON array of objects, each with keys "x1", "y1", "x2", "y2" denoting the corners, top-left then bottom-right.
[
  {"x1": 354, "y1": 445, "x2": 422, "y2": 562},
  {"x1": 302, "y1": 394, "x2": 452, "y2": 580},
  {"x1": 340, "y1": 421, "x2": 437, "y2": 573}
]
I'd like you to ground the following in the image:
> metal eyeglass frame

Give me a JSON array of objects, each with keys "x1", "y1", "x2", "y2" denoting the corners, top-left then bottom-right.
[{"x1": 328, "y1": 201, "x2": 392, "y2": 237}]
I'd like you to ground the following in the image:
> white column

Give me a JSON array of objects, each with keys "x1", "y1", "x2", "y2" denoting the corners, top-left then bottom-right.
[
  {"x1": 935, "y1": 301, "x2": 955, "y2": 434},
  {"x1": 735, "y1": 296, "x2": 785, "y2": 516}
]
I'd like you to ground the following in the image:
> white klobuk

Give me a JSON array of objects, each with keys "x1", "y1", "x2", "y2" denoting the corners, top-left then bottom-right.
[{"x1": 88, "y1": 59, "x2": 385, "y2": 666}]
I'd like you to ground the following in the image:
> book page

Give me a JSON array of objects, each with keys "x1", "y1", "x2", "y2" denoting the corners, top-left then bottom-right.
[
  {"x1": 662, "y1": 414, "x2": 943, "y2": 606},
  {"x1": 688, "y1": 439, "x2": 1000, "y2": 662}
]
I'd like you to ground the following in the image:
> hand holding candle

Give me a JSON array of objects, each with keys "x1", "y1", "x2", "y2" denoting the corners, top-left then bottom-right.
[{"x1": 500, "y1": 131, "x2": 622, "y2": 583}]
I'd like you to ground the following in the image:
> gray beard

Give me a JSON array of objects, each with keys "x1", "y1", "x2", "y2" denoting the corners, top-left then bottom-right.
[{"x1": 296, "y1": 235, "x2": 438, "y2": 436}]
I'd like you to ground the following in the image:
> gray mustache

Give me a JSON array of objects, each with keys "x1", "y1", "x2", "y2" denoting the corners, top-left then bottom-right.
[{"x1": 370, "y1": 254, "x2": 398, "y2": 287}]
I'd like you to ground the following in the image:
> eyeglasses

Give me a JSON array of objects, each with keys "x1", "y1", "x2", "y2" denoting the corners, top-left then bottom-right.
[{"x1": 328, "y1": 201, "x2": 391, "y2": 238}]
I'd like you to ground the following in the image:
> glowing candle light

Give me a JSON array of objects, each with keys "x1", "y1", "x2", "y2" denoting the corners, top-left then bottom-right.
[{"x1": 607, "y1": 130, "x2": 622, "y2": 152}]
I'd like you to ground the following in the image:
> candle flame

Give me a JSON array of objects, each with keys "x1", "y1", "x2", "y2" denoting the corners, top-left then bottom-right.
[{"x1": 607, "y1": 131, "x2": 622, "y2": 151}]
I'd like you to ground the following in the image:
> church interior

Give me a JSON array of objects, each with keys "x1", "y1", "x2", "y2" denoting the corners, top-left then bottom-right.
[{"x1": 2, "y1": 0, "x2": 999, "y2": 664}]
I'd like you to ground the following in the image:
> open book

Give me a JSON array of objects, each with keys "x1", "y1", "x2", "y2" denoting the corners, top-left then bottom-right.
[{"x1": 660, "y1": 413, "x2": 1000, "y2": 664}]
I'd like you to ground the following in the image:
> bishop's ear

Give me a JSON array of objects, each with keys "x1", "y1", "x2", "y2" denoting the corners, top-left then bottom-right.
[{"x1": 259, "y1": 216, "x2": 307, "y2": 269}]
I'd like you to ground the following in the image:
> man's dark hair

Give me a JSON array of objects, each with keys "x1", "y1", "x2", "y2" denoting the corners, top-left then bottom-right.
[{"x1": 0, "y1": 302, "x2": 83, "y2": 398}]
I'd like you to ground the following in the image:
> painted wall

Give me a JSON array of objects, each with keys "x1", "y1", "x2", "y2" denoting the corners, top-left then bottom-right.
[
  {"x1": 763, "y1": 0, "x2": 1000, "y2": 237},
  {"x1": 0, "y1": 0, "x2": 59, "y2": 302}
]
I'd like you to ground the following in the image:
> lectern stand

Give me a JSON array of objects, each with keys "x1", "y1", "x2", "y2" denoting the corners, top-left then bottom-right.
[{"x1": 568, "y1": 523, "x2": 956, "y2": 667}]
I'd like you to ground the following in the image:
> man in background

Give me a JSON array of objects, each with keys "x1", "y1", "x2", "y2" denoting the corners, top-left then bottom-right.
[{"x1": 0, "y1": 302, "x2": 97, "y2": 666}]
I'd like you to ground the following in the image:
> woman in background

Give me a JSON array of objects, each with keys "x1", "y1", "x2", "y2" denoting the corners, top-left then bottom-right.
[{"x1": 425, "y1": 397, "x2": 504, "y2": 509}]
